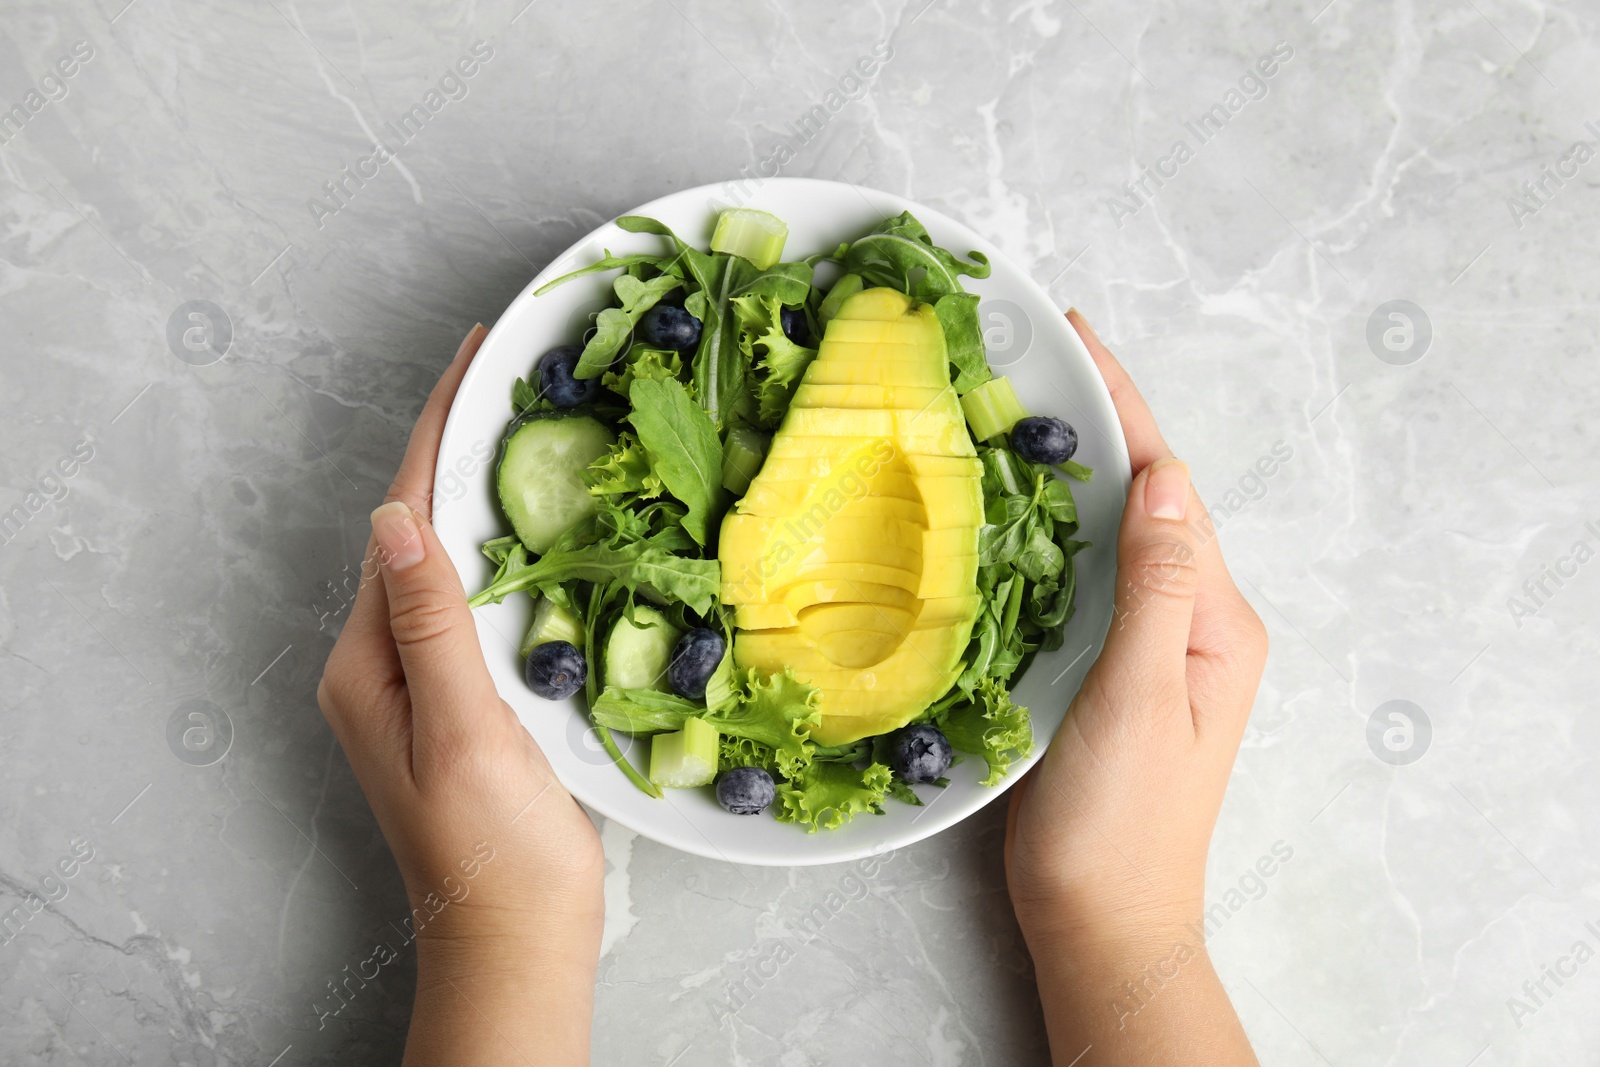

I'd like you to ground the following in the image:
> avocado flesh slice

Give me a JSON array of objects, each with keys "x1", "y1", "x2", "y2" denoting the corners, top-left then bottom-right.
[{"x1": 716, "y1": 287, "x2": 983, "y2": 746}]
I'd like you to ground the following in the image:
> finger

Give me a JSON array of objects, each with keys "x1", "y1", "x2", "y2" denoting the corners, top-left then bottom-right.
[
  {"x1": 1068, "y1": 308, "x2": 1256, "y2": 668},
  {"x1": 388, "y1": 323, "x2": 489, "y2": 518},
  {"x1": 343, "y1": 324, "x2": 488, "y2": 648},
  {"x1": 1067, "y1": 308, "x2": 1170, "y2": 473},
  {"x1": 370, "y1": 500, "x2": 502, "y2": 759},
  {"x1": 1090, "y1": 458, "x2": 1203, "y2": 723}
]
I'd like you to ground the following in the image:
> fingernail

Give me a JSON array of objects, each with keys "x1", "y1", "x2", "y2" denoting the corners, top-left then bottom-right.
[
  {"x1": 1143, "y1": 458, "x2": 1190, "y2": 522},
  {"x1": 455, "y1": 323, "x2": 487, "y2": 360},
  {"x1": 371, "y1": 501, "x2": 425, "y2": 571},
  {"x1": 1067, "y1": 307, "x2": 1098, "y2": 340}
]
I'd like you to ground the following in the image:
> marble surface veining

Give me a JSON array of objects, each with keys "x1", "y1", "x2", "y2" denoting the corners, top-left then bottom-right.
[{"x1": 2, "y1": 0, "x2": 1598, "y2": 1063}]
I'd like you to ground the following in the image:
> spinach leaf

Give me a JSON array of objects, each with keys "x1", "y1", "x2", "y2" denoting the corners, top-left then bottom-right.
[
  {"x1": 933, "y1": 292, "x2": 992, "y2": 394},
  {"x1": 625, "y1": 376, "x2": 726, "y2": 546}
]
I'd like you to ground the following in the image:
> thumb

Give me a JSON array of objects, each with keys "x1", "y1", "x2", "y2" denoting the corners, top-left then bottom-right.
[
  {"x1": 1094, "y1": 457, "x2": 1202, "y2": 707},
  {"x1": 370, "y1": 500, "x2": 500, "y2": 729}
]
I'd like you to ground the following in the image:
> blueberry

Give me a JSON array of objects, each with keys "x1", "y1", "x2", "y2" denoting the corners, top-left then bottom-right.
[
  {"x1": 668, "y1": 627, "x2": 725, "y2": 700},
  {"x1": 524, "y1": 641, "x2": 586, "y2": 700},
  {"x1": 716, "y1": 765, "x2": 776, "y2": 815},
  {"x1": 888, "y1": 724, "x2": 953, "y2": 784},
  {"x1": 1009, "y1": 416, "x2": 1078, "y2": 465},
  {"x1": 780, "y1": 308, "x2": 811, "y2": 347},
  {"x1": 537, "y1": 345, "x2": 600, "y2": 408},
  {"x1": 638, "y1": 305, "x2": 702, "y2": 352}
]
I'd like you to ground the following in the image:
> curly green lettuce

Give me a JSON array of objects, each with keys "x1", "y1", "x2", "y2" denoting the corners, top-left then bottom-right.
[{"x1": 775, "y1": 761, "x2": 895, "y2": 833}]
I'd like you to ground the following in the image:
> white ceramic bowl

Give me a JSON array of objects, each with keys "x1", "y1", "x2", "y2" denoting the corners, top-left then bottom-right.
[{"x1": 433, "y1": 178, "x2": 1129, "y2": 866}]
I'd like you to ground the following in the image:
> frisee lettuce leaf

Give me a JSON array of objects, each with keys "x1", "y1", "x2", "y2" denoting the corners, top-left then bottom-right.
[
  {"x1": 587, "y1": 432, "x2": 662, "y2": 498},
  {"x1": 603, "y1": 347, "x2": 683, "y2": 399},
  {"x1": 935, "y1": 676, "x2": 1032, "y2": 786},
  {"x1": 731, "y1": 293, "x2": 818, "y2": 425},
  {"x1": 712, "y1": 667, "x2": 822, "y2": 778},
  {"x1": 775, "y1": 761, "x2": 894, "y2": 832}
]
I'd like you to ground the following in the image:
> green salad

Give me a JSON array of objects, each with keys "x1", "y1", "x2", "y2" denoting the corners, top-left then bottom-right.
[{"x1": 468, "y1": 207, "x2": 1090, "y2": 831}]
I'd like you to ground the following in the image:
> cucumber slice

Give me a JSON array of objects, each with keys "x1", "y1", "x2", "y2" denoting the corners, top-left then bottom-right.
[
  {"x1": 519, "y1": 595, "x2": 584, "y2": 659},
  {"x1": 721, "y1": 425, "x2": 770, "y2": 495},
  {"x1": 497, "y1": 414, "x2": 616, "y2": 554},
  {"x1": 711, "y1": 209, "x2": 788, "y2": 269},
  {"x1": 817, "y1": 273, "x2": 864, "y2": 326},
  {"x1": 649, "y1": 716, "x2": 719, "y2": 788},
  {"x1": 960, "y1": 376, "x2": 1029, "y2": 441},
  {"x1": 603, "y1": 606, "x2": 682, "y2": 692}
]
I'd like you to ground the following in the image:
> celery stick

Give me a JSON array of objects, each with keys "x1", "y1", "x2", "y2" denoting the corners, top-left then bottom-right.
[
  {"x1": 711, "y1": 209, "x2": 788, "y2": 269},
  {"x1": 960, "y1": 376, "x2": 1029, "y2": 441},
  {"x1": 519, "y1": 595, "x2": 584, "y2": 658},
  {"x1": 649, "y1": 716, "x2": 720, "y2": 788},
  {"x1": 721, "y1": 425, "x2": 770, "y2": 495}
]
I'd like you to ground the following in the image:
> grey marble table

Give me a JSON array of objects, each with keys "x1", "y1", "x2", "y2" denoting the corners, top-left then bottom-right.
[{"x1": 3, "y1": 0, "x2": 1597, "y2": 1063}]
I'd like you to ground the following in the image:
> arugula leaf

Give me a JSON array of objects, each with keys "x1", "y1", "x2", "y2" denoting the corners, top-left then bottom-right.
[
  {"x1": 468, "y1": 536, "x2": 720, "y2": 613},
  {"x1": 616, "y1": 216, "x2": 719, "y2": 286},
  {"x1": 480, "y1": 535, "x2": 521, "y2": 567},
  {"x1": 708, "y1": 667, "x2": 822, "y2": 779},
  {"x1": 933, "y1": 292, "x2": 992, "y2": 394},
  {"x1": 843, "y1": 212, "x2": 990, "y2": 302},
  {"x1": 935, "y1": 677, "x2": 1032, "y2": 786},
  {"x1": 696, "y1": 255, "x2": 749, "y2": 429},
  {"x1": 731, "y1": 261, "x2": 812, "y2": 306},
  {"x1": 775, "y1": 761, "x2": 894, "y2": 832},
  {"x1": 613, "y1": 217, "x2": 746, "y2": 425},
  {"x1": 534, "y1": 251, "x2": 682, "y2": 295},
  {"x1": 575, "y1": 274, "x2": 681, "y2": 379},
  {"x1": 1057, "y1": 458, "x2": 1094, "y2": 482},
  {"x1": 625, "y1": 377, "x2": 726, "y2": 546}
]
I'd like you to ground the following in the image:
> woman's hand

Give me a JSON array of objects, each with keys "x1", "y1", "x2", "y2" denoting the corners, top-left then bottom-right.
[
  {"x1": 318, "y1": 325, "x2": 604, "y2": 1066},
  {"x1": 1005, "y1": 311, "x2": 1267, "y2": 1066}
]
